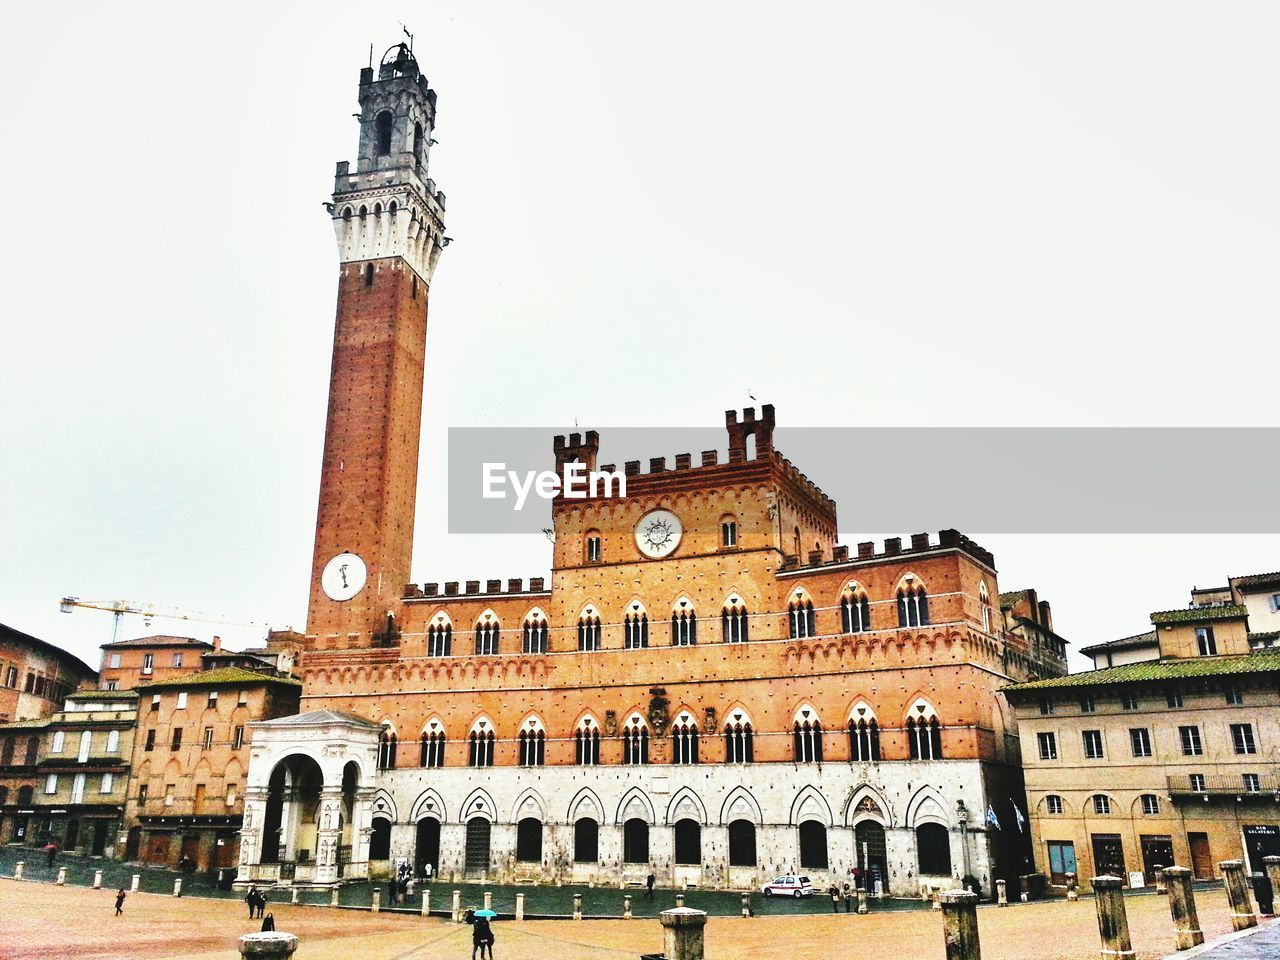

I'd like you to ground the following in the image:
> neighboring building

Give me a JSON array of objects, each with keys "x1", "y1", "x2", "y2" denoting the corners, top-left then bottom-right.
[
  {"x1": 97, "y1": 635, "x2": 213, "y2": 691},
  {"x1": 0, "y1": 622, "x2": 97, "y2": 722},
  {"x1": 1229, "y1": 572, "x2": 1280, "y2": 642},
  {"x1": 123, "y1": 667, "x2": 300, "y2": 875},
  {"x1": 0, "y1": 690, "x2": 138, "y2": 854},
  {"x1": 1005, "y1": 598, "x2": 1280, "y2": 887},
  {"x1": 235, "y1": 44, "x2": 1069, "y2": 894}
]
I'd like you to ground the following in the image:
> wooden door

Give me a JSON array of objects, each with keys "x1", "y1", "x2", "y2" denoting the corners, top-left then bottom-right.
[{"x1": 1188, "y1": 833, "x2": 1213, "y2": 880}]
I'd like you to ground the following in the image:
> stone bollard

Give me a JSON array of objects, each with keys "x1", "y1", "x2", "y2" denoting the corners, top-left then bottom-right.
[
  {"x1": 932, "y1": 886, "x2": 943, "y2": 911},
  {"x1": 423, "y1": 889, "x2": 432, "y2": 917},
  {"x1": 93, "y1": 869, "x2": 103, "y2": 889},
  {"x1": 1162, "y1": 866, "x2": 1204, "y2": 951},
  {"x1": 238, "y1": 932, "x2": 298, "y2": 959},
  {"x1": 14, "y1": 860, "x2": 24, "y2": 880},
  {"x1": 573, "y1": 892, "x2": 583, "y2": 920},
  {"x1": 741, "y1": 892, "x2": 751, "y2": 918},
  {"x1": 941, "y1": 890, "x2": 982, "y2": 960},
  {"x1": 1066, "y1": 873, "x2": 1079, "y2": 903},
  {"x1": 1091, "y1": 876, "x2": 1135, "y2": 960},
  {"x1": 675, "y1": 893, "x2": 686, "y2": 908},
  {"x1": 1153, "y1": 865, "x2": 1166, "y2": 894},
  {"x1": 371, "y1": 888, "x2": 381, "y2": 913},
  {"x1": 57, "y1": 867, "x2": 67, "y2": 885},
  {"x1": 290, "y1": 887, "x2": 299, "y2": 905},
  {"x1": 624, "y1": 894, "x2": 633, "y2": 919},
  {"x1": 451, "y1": 889, "x2": 461, "y2": 923},
  {"x1": 515, "y1": 893, "x2": 524, "y2": 921},
  {"x1": 131, "y1": 874, "x2": 140, "y2": 892},
  {"x1": 1019, "y1": 876, "x2": 1029, "y2": 904},
  {"x1": 330, "y1": 887, "x2": 340, "y2": 907},
  {"x1": 661, "y1": 907, "x2": 708, "y2": 960},
  {"x1": 857, "y1": 888, "x2": 868, "y2": 914},
  {"x1": 996, "y1": 879, "x2": 1007, "y2": 907},
  {"x1": 1219, "y1": 860, "x2": 1256, "y2": 931},
  {"x1": 484, "y1": 891, "x2": 493, "y2": 912},
  {"x1": 173, "y1": 878, "x2": 183, "y2": 897},
  {"x1": 1265, "y1": 857, "x2": 1280, "y2": 915}
]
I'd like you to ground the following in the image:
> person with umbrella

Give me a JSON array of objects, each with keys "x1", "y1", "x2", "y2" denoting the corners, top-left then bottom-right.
[{"x1": 471, "y1": 908, "x2": 496, "y2": 960}]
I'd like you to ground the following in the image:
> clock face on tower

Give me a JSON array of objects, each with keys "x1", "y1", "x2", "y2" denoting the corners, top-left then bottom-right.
[
  {"x1": 321, "y1": 552, "x2": 367, "y2": 602},
  {"x1": 635, "y1": 509, "x2": 683, "y2": 559}
]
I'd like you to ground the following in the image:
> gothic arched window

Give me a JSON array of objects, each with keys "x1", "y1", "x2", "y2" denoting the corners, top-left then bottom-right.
[
  {"x1": 625, "y1": 604, "x2": 649, "y2": 649},
  {"x1": 468, "y1": 721, "x2": 495, "y2": 767},
  {"x1": 840, "y1": 584, "x2": 872, "y2": 634},
  {"x1": 377, "y1": 727, "x2": 398, "y2": 770},
  {"x1": 375, "y1": 111, "x2": 394, "y2": 156},
  {"x1": 577, "y1": 608, "x2": 602, "y2": 652},
  {"x1": 721, "y1": 596, "x2": 749, "y2": 644},
  {"x1": 427, "y1": 617, "x2": 452, "y2": 658},
  {"x1": 474, "y1": 613, "x2": 500, "y2": 656},
  {"x1": 522, "y1": 613, "x2": 548, "y2": 654},
  {"x1": 897, "y1": 578, "x2": 930, "y2": 628},
  {"x1": 847, "y1": 705, "x2": 881, "y2": 762},
  {"x1": 671, "y1": 713, "x2": 699, "y2": 765},
  {"x1": 906, "y1": 702, "x2": 943, "y2": 759},
  {"x1": 793, "y1": 706, "x2": 823, "y2": 763},
  {"x1": 575, "y1": 717, "x2": 600, "y2": 765},
  {"x1": 788, "y1": 595, "x2": 816, "y2": 639},
  {"x1": 622, "y1": 717, "x2": 649, "y2": 765},
  {"x1": 723, "y1": 714, "x2": 754, "y2": 763},
  {"x1": 671, "y1": 600, "x2": 697, "y2": 647}
]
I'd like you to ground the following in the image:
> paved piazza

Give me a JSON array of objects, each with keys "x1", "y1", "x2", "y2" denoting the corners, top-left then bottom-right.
[{"x1": 4, "y1": 877, "x2": 1272, "y2": 960}]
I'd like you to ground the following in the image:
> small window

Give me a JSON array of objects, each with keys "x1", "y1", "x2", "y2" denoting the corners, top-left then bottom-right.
[
  {"x1": 142, "y1": 653, "x2": 154, "y2": 672},
  {"x1": 1121, "y1": 693, "x2": 1140, "y2": 711},
  {"x1": 1046, "y1": 794, "x2": 1064, "y2": 815},
  {"x1": 176, "y1": 692, "x2": 187, "y2": 710},
  {"x1": 104, "y1": 681, "x2": 118, "y2": 691},
  {"x1": 144, "y1": 729, "x2": 156, "y2": 752},
  {"x1": 1271, "y1": 594, "x2": 1280, "y2": 613},
  {"x1": 202, "y1": 727, "x2": 214, "y2": 750},
  {"x1": 1243, "y1": 773, "x2": 1261, "y2": 793},
  {"x1": 1039, "y1": 699, "x2": 1054, "y2": 716},
  {"x1": 106, "y1": 729, "x2": 120, "y2": 753},
  {"x1": 172, "y1": 653, "x2": 184, "y2": 668},
  {"x1": 108, "y1": 654, "x2": 121, "y2": 669},
  {"x1": 170, "y1": 728, "x2": 183, "y2": 751},
  {"x1": 1037, "y1": 732, "x2": 1057, "y2": 760},
  {"x1": 101, "y1": 772, "x2": 114, "y2": 794},
  {"x1": 1092, "y1": 794, "x2": 1111, "y2": 815},
  {"x1": 1195, "y1": 627, "x2": 1217, "y2": 657},
  {"x1": 586, "y1": 535, "x2": 602, "y2": 563},
  {"x1": 1129, "y1": 728, "x2": 1152, "y2": 758},
  {"x1": 1166, "y1": 688, "x2": 1184, "y2": 708},
  {"x1": 1224, "y1": 685, "x2": 1243, "y2": 706},
  {"x1": 364, "y1": 263, "x2": 374, "y2": 286},
  {"x1": 1231, "y1": 723, "x2": 1257, "y2": 755},
  {"x1": 233, "y1": 725, "x2": 244, "y2": 750},
  {"x1": 374, "y1": 110, "x2": 394, "y2": 156},
  {"x1": 1082, "y1": 730, "x2": 1105, "y2": 759},
  {"x1": 1140, "y1": 794, "x2": 1159, "y2": 815},
  {"x1": 1179, "y1": 726, "x2": 1203, "y2": 756},
  {"x1": 238, "y1": 689, "x2": 248, "y2": 706},
  {"x1": 151, "y1": 694, "x2": 160, "y2": 711},
  {"x1": 411, "y1": 275, "x2": 418, "y2": 300},
  {"x1": 45, "y1": 773, "x2": 58, "y2": 794},
  {"x1": 208, "y1": 691, "x2": 218, "y2": 707},
  {"x1": 1079, "y1": 696, "x2": 1095, "y2": 714},
  {"x1": 138, "y1": 784, "x2": 148, "y2": 804},
  {"x1": 1189, "y1": 772, "x2": 1206, "y2": 792},
  {"x1": 51, "y1": 731, "x2": 65, "y2": 753},
  {"x1": 721, "y1": 520, "x2": 738, "y2": 548}
]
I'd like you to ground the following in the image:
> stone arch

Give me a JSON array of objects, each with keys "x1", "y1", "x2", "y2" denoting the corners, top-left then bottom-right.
[
  {"x1": 615, "y1": 786, "x2": 656, "y2": 825},
  {"x1": 511, "y1": 786, "x2": 548, "y2": 824},
  {"x1": 459, "y1": 787, "x2": 498, "y2": 823},
  {"x1": 719, "y1": 785, "x2": 763, "y2": 826},
  {"x1": 665, "y1": 786, "x2": 708, "y2": 825},
  {"x1": 370, "y1": 788, "x2": 399, "y2": 823},
  {"x1": 904, "y1": 785, "x2": 950, "y2": 827},
  {"x1": 410, "y1": 787, "x2": 448, "y2": 823},
  {"x1": 566, "y1": 786, "x2": 606, "y2": 824},
  {"x1": 788, "y1": 785, "x2": 833, "y2": 826},
  {"x1": 845, "y1": 784, "x2": 894, "y2": 828}
]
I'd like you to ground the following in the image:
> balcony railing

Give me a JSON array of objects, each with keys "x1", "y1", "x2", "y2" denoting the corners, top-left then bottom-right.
[{"x1": 1168, "y1": 772, "x2": 1280, "y2": 798}]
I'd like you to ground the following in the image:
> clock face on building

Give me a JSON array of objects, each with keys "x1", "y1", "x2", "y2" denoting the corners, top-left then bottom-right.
[
  {"x1": 635, "y1": 509, "x2": 683, "y2": 559},
  {"x1": 321, "y1": 552, "x2": 367, "y2": 602}
]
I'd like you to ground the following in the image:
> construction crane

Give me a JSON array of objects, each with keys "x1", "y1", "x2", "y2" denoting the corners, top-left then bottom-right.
[{"x1": 58, "y1": 597, "x2": 266, "y2": 645}]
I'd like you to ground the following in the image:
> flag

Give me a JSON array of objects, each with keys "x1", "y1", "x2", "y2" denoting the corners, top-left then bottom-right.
[
  {"x1": 1014, "y1": 803, "x2": 1027, "y2": 833},
  {"x1": 986, "y1": 805, "x2": 1001, "y2": 830}
]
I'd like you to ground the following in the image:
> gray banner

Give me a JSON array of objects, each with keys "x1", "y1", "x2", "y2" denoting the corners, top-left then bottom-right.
[{"x1": 447, "y1": 427, "x2": 1279, "y2": 534}]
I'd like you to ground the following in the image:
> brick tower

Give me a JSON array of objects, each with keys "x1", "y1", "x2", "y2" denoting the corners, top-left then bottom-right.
[{"x1": 306, "y1": 43, "x2": 447, "y2": 649}]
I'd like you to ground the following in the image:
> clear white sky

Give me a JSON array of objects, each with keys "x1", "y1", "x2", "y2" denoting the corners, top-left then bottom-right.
[{"x1": 1, "y1": 3, "x2": 1276, "y2": 670}]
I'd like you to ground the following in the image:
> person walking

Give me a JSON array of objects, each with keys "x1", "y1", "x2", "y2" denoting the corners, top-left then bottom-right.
[
  {"x1": 843, "y1": 883, "x2": 853, "y2": 912},
  {"x1": 245, "y1": 887, "x2": 259, "y2": 919},
  {"x1": 256, "y1": 890, "x2": 269, "y2": 919},
  {"x1": 829, "y1": 883, "x2": 840, "y2": 912},
  {"x1": 45, "y1": 842, "x2": 58, "y2": 867},
  {"x1": 114, "y1": 889, "x2": 127, "y2": 916},
  {"x1": 645, "y1": 872, "x2": 655, "y2": 899},
  {"x1": 471, "y1": 915, "x2": 495, "y2": 960}
]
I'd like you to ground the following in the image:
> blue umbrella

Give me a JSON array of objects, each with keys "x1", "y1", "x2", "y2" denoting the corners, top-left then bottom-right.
[{"x1": 474, "y1": 909, "x2": 497, "y2": 918}]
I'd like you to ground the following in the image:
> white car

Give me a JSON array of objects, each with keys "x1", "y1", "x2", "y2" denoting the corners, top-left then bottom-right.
[{"x1": 761, "y1": 875, "x2": 813, "y2": 897}]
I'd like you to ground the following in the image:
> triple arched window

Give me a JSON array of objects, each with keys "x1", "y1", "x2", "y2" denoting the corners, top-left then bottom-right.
[
  {"x1": 906, "y1": 702, "x2": 943, "y2": 759},
  {"x1": 897, "y1": 579, "x2": 930, "y2": 627},
  {"x1": 724, "y1": 714, "x2": 754, "y2": 763},
  {"x1": 575, "y1": 718, "x2": 601, "y2": 765},
  {"x1": 847, "y1": 706, "x2": 881, "y2": 762},
  {"x1": 722, "y1": 597, "x2": 749, "y2": 644},
  {"x1": 377, "y1": 727, "x2": 398, "y2": 770},
  {"x1": 671, "y1": 600, "x2": 697, "y2": 646},
  {"x1": 522, "y1": 613, "x2": 548, "y2": 654},
  {"x1": 518, "y1": 720, "x2": 545, "y2": 767},
  {"x1": 625, "y1": 606, "x2": 649, "y2": 649},
  {"x1": 420, "y1": 722, "x2": 446, "y2": 767},
  {"x1": 469, "y1": 720, "x2": 495, "y2": 767},
  {"x1": 474, "y1": 614, "x2": 500, "y2": 656},
  {"x1": 577, "y1": 607, "x2": 602, "y2": 652},
  {"x1": 788, "y1": 595, "x2": 817, "y2": 639},
  {"x1": 841, "y1": 585, "x2": 872, "y2": 633},
  {"x1": 793, "y1": 707, "x2": 824, "y2": 763},
  {"x1": 427, "y1": 618, "x2": 452, "y2": 657},
  {"x1": 622, "y1": 718, "x2": 650, "y2": 765},
  {"x1": 671, "y1": 713, "x2": 699, "y2": 765}
]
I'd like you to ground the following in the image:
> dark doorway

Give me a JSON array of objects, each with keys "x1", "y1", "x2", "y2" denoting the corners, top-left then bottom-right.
[
  {"x1": 415, "y1": 818, "x2": 441, "y2": 876},
  {"x1": 91, "y1": 820, "x2": 109, "y2": 856},
  {"x1": 1140, "y1": 835, "x2": 1174, "y2": 884},
  {"x1": 516, "y1": 818, "x2": 543, "y2": 863},
  {"x1": 124, "y1": 826, "x2": 141, "y2": 861},
  {"x1": 64, "y1": 819, "x2": 80, "y2": 851},
  {"x1": 465, "y1": 818, "x2": 491, "y2": 877},
  {"x1": 916, "y1": 823, "x2": 952, "y2": 876},
  {"x1": 1091, "y1": 834, "x2": 1125, "y2": 879},
  {"x1": 369, "y1": 817, "x2": 392, "y2": 861},
  {"x1": 855, "y1": 820, "x2": 888, "y2": 892},
  {"x1": 728, "y1": 820, "x2": 757, "y2": 867},
  {"x1": 623, "y1": 818, "x2": 649, "y2": 864},
  {"x1": 799, "y1": 821, "x2": 828, "y2": 869},
  {"x1": 574, "y1": 819, "x2": 598, "y2": 863},
  {"x1": 1188, "y1": 833, "x2": 1213, "y2": 880},
  {"x1": 674, "y1": 819, "x2": 701, "y2": 865},
  {"x1": 1243, "y1": 825, "x2": 1280, "y2": 875}
]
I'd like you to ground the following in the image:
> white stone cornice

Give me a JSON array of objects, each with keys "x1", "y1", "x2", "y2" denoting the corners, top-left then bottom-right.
[{"x1": 333, "y1": 194, "x2": 443, "y2": 283}]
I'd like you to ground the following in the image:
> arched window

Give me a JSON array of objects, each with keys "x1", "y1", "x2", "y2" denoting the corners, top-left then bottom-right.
[
  {"x1": 671, "y1": 712, "x2": 699, "y2": 765},
  {"x1": 847, "y1": 706, "x2": 881, "y2": 762},
  {"x1": 369, "y1": 816, "x2": 392, "y2": 860},
  {"x1": 674, "y1": 819, "x2": 702, "y2": 865},
  {"x1": 840, "y1": 584, "x2": 872, "y2": 634},
  {"x1": 793, "y1": 706, "x2": 823, "y2": 763},
  {"x1": 916, "y1": 822, "x2": 952, "y2": 875},
  {"x1": 17, "y1": 784, "x2": 34, "y2": 806},
  {"x1": 728, "y1": 820, "x2": 757, "y2": 866},
  {"x1": 0, "y1": 786, "x2": 6, "y2": 805},
  {"x1": 573, "y1": 818, "x2": 599, "y2": 863},
  {"x1": 622, "y1": 716, "x2": 649, "y2": 765},
  {"x1": 363, "y1": 262, "x2": 374, "y2": 286},
  {"x1": 474, "y1": 612, "x2": 500, "y2": 656},
  {"x1": 897, "y1": 578, "x2": 930, "y2": 627},
  {"x1": 374, "y1": 111, "x2": 394, "y2": 156},
  {"x1": 575, "y1": 717, "x2": 600, "y2": 765},
  {"x1": 341, "y1": 206, "x2": 353, "y2": 221},
  {"x1": 468, "y1": 720, "x2": 495, "y2": 767},
  {"x1": 0, "y1": 736, "x2": 13, "y2": 765},
  {"x1": 377, "y1": 727, "x2": 398, "y2": 770},
  {"x1": 721, "y1": 595, "x2": 749, "y2": 644},
  {"x1": 420, "y1": 720, "x2": 446, "y2": 768},
  {"x1": 522, "y1": 612, "x2": 548, "y2": 654},
  {"x1": 517, "y1": 719, "x2": 545, "y2": 767},
  {"x1": 671, "y1": 599, "x2": 697, "y2": 646},
  {"x1": 906, "y1": 701, "x2": 943, "y2": 760},
  {"x1": 1092, "y1": 794, "x2": 1112, "y2": 815},
  {"x1": 798, "y1": 821, "x2": 828, "y2": 868},
  {"x1": 413, "y1": 121, "x2": 424, "y2": 167},
  {"x1": 427, "y1": 615, "x2": 452, "y2": 657},
  {"x1": 788, "y1": 592, "x2": 816, "y2": 639},
  {"x1": 577, "y1": 606, "x2": 602, "y2": 652},
  {"x1": 720, "y1": 514, "x2": 738, "y2": 548},
  {"x1": 623, "y1": 818, "x2": 649, "y2": 864},
  {"x1": 584, "y1": 530, "x2": 602, "y2": 564},
  {"x1": 979, "y1": 581, "x2": 992, "y2": 634},
  {"x1": 516, "y1": 817, "x2": 543, "y2": 862},
  {"x1": 625, "y1": 603, "x2": 649, "y2": 649},
  {"x1": 723, "y1": 710, "x2": 754, "y2": 764}
]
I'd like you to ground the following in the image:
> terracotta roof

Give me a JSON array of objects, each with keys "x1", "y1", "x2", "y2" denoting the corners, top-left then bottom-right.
[
  {"x1": 67, "y1": 689, "x2": 139, "y2": 701},
  {"x1": 1004, "y1": 650, "x2": 1280, "y2": 694},
  {"x1": 1078, "y1": 631, "x2": 1158, "y2": 656},
  {"x1": 1232, "y1": 571, "x2": 1280, "y2": 590},
  {"x1": 135, "y1": 667, "x2": 299, "y2": 691},
  {"x1": 0, "y1": 622, "x2": 97, "y2": 677},
  {"x1": 1150, "y1": 605, "x2": 1248, "y2": 625},
  {"x1": 100, "y1": 635, "x2": 212, "y2": 649}
]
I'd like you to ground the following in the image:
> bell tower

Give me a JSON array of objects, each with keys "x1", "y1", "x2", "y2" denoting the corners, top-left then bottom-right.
[{"x1": 306, "y1": 43, "x2": 447, "y2": 648}]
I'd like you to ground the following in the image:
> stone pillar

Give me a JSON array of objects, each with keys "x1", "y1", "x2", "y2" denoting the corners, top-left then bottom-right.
[
  {"x1": 675, "y1": 893, "x2": 686, "y2": 908},
  {"x1": 173, "y1": 878, "x2": 182, "y2": 897},
  {"x1": 131, "y1": 874, "x2": 140, "y2": 892},
  {"x1": 941, "y1": 890, "x2": 982, "y2": 960},
  {"x1": 422, "y1": 890, "x2": 432, "y2": 917},
  {"x1": 624, "y1": 895, "x2": 633, "y2": 919},
  {"x1": 1066, "y1": 873, "x2": 1078, "y2": 902},
  {"x1": 1153, "y1": 865, "x2": 1166, "y2": 894},
  {"x1": 56, "y1": 867, "x2": 67, "y2": 885},
  {"x1": 237, "y1": 785, "x2": 269, "y2": 884},
  {"x1": 741, "y1": 893, "x2": 751, "y2": 918},
  {"x1": 661, "y1": 907, "x2": 707, "y2": 960},
  {"x1": 483, "y1": 891, "x2": 493, "y2": 911},
  {"x1": 371, "y1": 888, "x2": 381, "y2": 913},
  {"x1": 573, "y1": 892, "x2": 583, "y2": 920},
  {"x1": 14, "y1": 861, "x2": 23, "y2": 880},
  {"x1": 312, "y1": 787, "x2": 344, "y2": 887},
  {"x1": 857, "y1": 888, "x2": 868, "y2": 914},
  {"x1": 1219, "y1": 860, "x2": 1256, "y2": 931},
  {"x1": 1265, "y1": 857, "x2": 1280, "y2": 914},
  {"x1": 515, "y1": 893, "x2": 524, "y2": 921},
  {"x1": 1091, "y1": 876, "x2": 1135, "y2": 960},
  {"x1": 290, "y1": 887, "x2": 299, "y2": 904},
  {"x1": 996, "y1": 879, "x2": 1006, "y2": 907},
  {"x1": 451, "y1": 889, "x2": 461, "y2": 923},
  {"x1": 330, "y1": 887, "x2": 340, "y2": 907},
  {"x1": 932, "y1": 886, "x2": 943, "y2": 911},
  {"x1": 238, "y1": 932, "x2": 299, "y2": 959},
  {"x1": 93, "y1": 869, "x2": 103, "y2": 889},
  {"x1": 1162, "y1": 866, "x2": 1204, "y2": 951}
]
